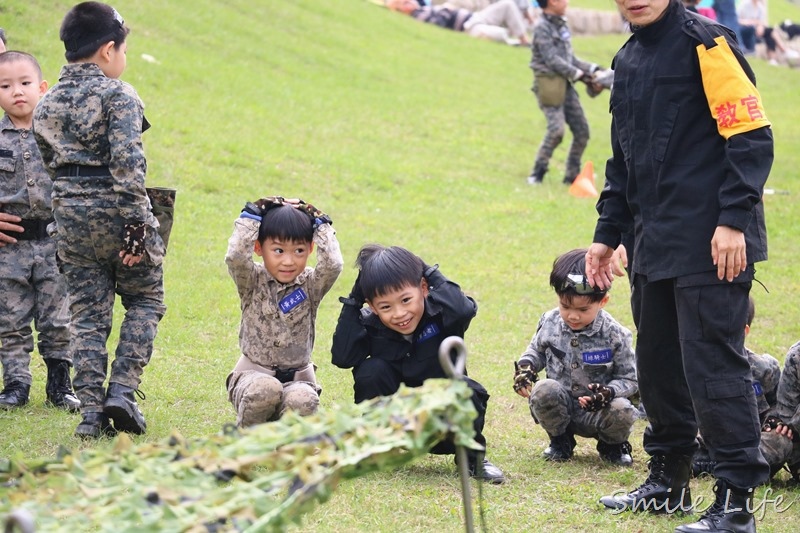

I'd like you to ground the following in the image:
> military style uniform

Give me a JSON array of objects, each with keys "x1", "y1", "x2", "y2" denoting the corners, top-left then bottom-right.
[
  {"x1": 773, "y1": 342, "x2": 800, "y2": 479},
  {"x1": 528, "y1": 12, "x2": 595, "y2": 183},
  {"x1": 331, "y1": 266, "x2": 491, "y2": 455},
  {"x1": 593, "y1": 0, "x2": 773, "y2": 489},
  {"x1": 225, "y1": 218, "x2": 342, "y2": 427},
  {"x1": 34, "y1": 63, "x2": 166, "y2": 413},
  {"x1": 519, "y1": 308, "x2": 638, "y2": 446},
  {"x1": 0, "y1": 114, "x2": 70, "y2": 387}
]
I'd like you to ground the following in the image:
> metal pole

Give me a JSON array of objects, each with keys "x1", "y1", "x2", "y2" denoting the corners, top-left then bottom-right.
[{"x1": 438, "y1": 336, "x2": 474, "y2": 533}]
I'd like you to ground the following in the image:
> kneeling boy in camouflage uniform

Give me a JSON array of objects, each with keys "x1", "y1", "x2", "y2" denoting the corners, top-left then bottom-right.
[
  {"x1": 514, "y1": 248, "x2": 638, "y2": 466},
  {"x1": 225, "y1": 197, "x2": 342, "y2": 427}
]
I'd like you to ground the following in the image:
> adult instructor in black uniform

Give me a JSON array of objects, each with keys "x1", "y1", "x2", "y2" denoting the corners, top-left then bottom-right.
[{"x1": 585, "y1": 0, "x2": 773, "y2": 531}]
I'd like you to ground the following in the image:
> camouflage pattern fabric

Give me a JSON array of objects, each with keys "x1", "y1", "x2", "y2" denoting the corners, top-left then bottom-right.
[
  {"x1": 529, "y1": 12, "x2": 594, "y2": 181},
  {"x1": 519, "y1": 308, "x2": 638, "y2": 443},
  {"x1": 774, "y1": 341, "x2": 800, "y2": 470},
  {"x1": 530, "y1": 378, "x2": 638, "y2": 443},
  {"x1": 34, "y1": 63, "x2": 152, "y2": 226},
  {"x1": 146, "y1": 187, "x2": 176, "y2": 251},
  {"x1": 225, "y1": 218, "x2": 342, "y2": 425},
  {"x1": 57, "y1": 205, "x2": 165, "y2": 411},
  {"x1": 746, "y1": 348, "x2": 781, "y2": 421},
  {"x1": 0, "y1": 115, "x2": 70, "y2": 386}
]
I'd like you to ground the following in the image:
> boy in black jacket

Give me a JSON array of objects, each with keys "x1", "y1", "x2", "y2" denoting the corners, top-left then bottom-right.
[{"x1": 331, "y1": 244, "x2": 504, "y2": 484}]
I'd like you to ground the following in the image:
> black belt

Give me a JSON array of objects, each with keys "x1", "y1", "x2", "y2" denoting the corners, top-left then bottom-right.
[
  {"x1": 16, "y1": 218, "x2": 54, "y2": 241},
  {"x1": 55, "y1": 165, "x2": 111, "y2": 177}
]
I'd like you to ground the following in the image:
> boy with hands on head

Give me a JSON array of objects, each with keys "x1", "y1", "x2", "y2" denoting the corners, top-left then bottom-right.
[
  {"x1": 514, "y1": 248, "x2": 638, "y2": 466},
  {"x1": 226, "y1": 196, "x2": 342, "y2": 427}
]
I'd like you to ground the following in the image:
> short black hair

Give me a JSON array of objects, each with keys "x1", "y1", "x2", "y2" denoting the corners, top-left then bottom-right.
[
  {"x1": 550, "y1": 248, "x2": 608, "y2": 304},
  {"x1": 747, "y1": 296, "x2": 755, "y2": 327},
  {"x1": 258, "y1": 205, "x2": 313, "y2": 244},
  {"x1": 355, "y1": 244, "x2": 425, "y2": 301},
  {"x1": 60, "y1": 2, "x2": 129, "y2": 62},
  {"x1": 536, "y1": 0, "x2": 548, "y2": 8},
  {"x1": 0, "y1": 51, "x2": 43, "y2": 80}
]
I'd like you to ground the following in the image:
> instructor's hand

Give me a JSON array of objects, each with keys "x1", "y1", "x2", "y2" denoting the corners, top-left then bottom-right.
[
  {"x1": 585, "y1": 243, "x2": 614, "y2": 291},
  {"x1": 711, "y1": 226, "x2": 746, "y2": 281}
]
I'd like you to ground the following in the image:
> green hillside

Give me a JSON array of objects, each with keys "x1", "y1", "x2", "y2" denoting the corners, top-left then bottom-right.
[{"x1": 2, "y1": 0, "x2": 800, "y2": 531}]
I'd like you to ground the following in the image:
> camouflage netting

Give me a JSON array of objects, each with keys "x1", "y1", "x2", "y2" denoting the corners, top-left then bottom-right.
[{"x1": 1, "y1": 379, "x2": 480, "y2": 532}]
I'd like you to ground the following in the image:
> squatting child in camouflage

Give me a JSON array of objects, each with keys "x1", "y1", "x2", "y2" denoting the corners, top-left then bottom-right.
[
  {"x1": 331, "y1": 244, "x2": 505, "y2": 484},
  {"x1": 225, "y1": 197, "x2": 342, "y2": 427},
  {"x1": 0, "y1": 51, "x2": 79, "y2": 412},
  {"x1": 513, "y1": 248, "x2": 638, "y2": 466},
  {"x1": 34, "y1": 2, "x2": 167, "y2": 439},
  {"x1": 765, "y1": 341, "x2": 800, "y2": 482},
  {"x1": 692, "y1": 297, "x2": 790, "y2": 479}
]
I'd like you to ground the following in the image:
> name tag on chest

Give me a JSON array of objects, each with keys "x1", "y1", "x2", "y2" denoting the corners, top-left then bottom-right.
[
  {"x1": 582, "y1": 349, "x2": 612, "y2": 364},
  {"x1": 416, "y1": 323, "x2": 440, "y2": 343},
  {"x1": 279, "y1": 288, "x2": 307, "y2": 314},
  {"x1": 752, "y1": 382, "x2": 763, "y2": 396}
]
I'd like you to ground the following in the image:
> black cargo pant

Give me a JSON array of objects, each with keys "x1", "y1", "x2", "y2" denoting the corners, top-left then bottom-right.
[{"x1": 632, "y1": 270, "x2": 769, "y2": 488}]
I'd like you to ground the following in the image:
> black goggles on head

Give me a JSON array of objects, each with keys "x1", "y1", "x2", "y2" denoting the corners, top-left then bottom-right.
[{"x1": 561, "y1": 273, "x2": 607, "y2": 295}]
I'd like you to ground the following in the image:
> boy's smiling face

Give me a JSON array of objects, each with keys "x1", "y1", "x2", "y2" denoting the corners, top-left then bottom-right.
[
  {"x1": 368, "y1": 280, "x2": 429, "y2": 335},
  {"x1": 255, "y1": 237, "x2": 312, "y2": 284},
  {"x1": 558, "y1": 294, "x2": 609, "y2": 331}
]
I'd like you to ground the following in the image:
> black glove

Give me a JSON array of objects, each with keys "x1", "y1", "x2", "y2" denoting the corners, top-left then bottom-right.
[
  {"x1": 241, "y1": 196, "x2": 285, "y2": 220},
  {"x1": 762, "y1": 416, "x2": 785, "y2": 431},
  {"x1": 513, "y1": 361, "x2": 538, "y2": 397},
  {"x1": 349, "y1": 272, "x2": 365, "y2": 305},
  {"x1": 296, "y1": 199, "x2": 332, "y2": 229},
  {"x1": 582, "y1": 383, "x2": 615, "y2": 412},
  {"x1": 121, "y1": 222, "x2": 146, "y2": 256}
]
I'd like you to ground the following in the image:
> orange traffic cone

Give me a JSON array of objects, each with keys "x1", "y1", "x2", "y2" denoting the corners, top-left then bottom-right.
[{"x1": 568, "y1": 161, "x2": 598, "y2": 198}]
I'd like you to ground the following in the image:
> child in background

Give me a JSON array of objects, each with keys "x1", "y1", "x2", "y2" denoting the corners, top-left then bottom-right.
[
  {"x1": 226, "y1": 197, "x2": 342, "y2": 427},
  {"x1": 768, "y1": 341, "x2": 800, "y2": 482},
  {"x1": 513, "y1": 248, "x2": 638, "y2": 466},
  {"x1": 331, "y1": 244, "x2": 505, "y2": 484},
  {"x1": 0, "y1": 51, "x2": 79, "y2": 411},
  {"x1": 34, "y1": 2, "x2": 166, "y2": 438}
]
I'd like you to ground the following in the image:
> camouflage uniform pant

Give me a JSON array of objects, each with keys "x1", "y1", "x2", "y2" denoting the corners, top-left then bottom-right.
[
  {"x1": 532, "y1": 83, "x2": 590, "y2": 181},
  {"x1": 54, "y1": 206, "x2": 166, "y2": 412},
  {"x1": 0, "y1": 238, "x2": 70, "y2": 386},
  {"x1": 529, "y1": 378, "x2": 638, "y2": 444},
  {"x1": 227, "y1": 370, "x2": 319, "y2": 427},
  {"x1": 759, "y1": 430, "x2": 796, "y2": 471}
]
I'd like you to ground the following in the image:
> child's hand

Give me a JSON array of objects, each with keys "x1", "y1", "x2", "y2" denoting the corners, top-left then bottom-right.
[
  {"x1": 241, "y1": 196, "x2": 286, "y2": 220},
  {"x1": 580, "y1": 383, "x2": 615, "y2": 411},
  {"x1": 513, "y1": 361, "x2": 537, "y2": 398},
  {"x1": 763, "y1": 416, "x2": 794, "y2": 440},
  {"x1": 120, "y1": 222, "x2": 146, "y2": 265},
  {"x1": 293, "y1": 199, "x2": 332, "y2": 229},
  {"x1": 0, "y1": 212, "x2": 23, "y2": 247}
]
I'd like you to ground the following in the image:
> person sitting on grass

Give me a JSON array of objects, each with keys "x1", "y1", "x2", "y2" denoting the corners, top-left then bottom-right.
[
  {"x1": 386, "y1": 0, "x2": 530, "y2": 46},
  {"x1": 513, "y1": 248, "x2": 638, "y2": 466},
  {"x1": 331, "y1": 244, "x2": 505, "y2": 484},
  {"x1": 225, "y1": 197, "x2": 343, "y2": 427}
]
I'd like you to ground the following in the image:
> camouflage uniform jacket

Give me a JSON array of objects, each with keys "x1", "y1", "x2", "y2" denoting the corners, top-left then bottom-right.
[
  {"x1": 33, "y1": 63, "x2": 152, "y2": 225},
  {"x1": 0, "y1": 115, "x2": 52, "y2": 220},
  {"x1": 529, "y1": 13, "x2": 596, "y2": 81},
  {"x1": 225, "y1": 218, "x2": 343, "y2": 370},
  {"x1": 518, "y1": 308, "x2": 637, "y2": 399},
  {"x1": 746, "y1": 347, "x2": 781, "y2": 422},
  {"x1": 776, "y1": 341, "x2": 800, "y2": 432}
]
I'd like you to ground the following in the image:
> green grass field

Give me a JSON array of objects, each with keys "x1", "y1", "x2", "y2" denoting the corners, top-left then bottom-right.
[{"x1": 2, "y1": 0, "x2": 800, "y2": 531}]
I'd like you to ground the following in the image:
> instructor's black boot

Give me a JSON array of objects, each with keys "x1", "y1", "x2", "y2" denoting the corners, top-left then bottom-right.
[
  {"x1": 600, "y1": 454, "x2": 693, "y2": 514},
  {"x1": 0, "y1": 382, "x2": 30, "y2": 409},
  {"x1": 103, "y1": 383, "x2": 147, "y2": 435},
  {"x1": 674, "y1": 479, "x2": 755, "y2": 533},
  {"x1": 45, "y1": 359, "x2": 81, "y2": 412}
]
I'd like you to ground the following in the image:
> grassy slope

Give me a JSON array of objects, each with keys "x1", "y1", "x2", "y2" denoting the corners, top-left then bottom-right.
[{"x1": 1, "y1": 0, "x2": 800, "y2": 531}]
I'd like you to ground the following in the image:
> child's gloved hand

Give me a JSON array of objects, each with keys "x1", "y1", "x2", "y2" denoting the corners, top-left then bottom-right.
[
  {"x1": 121, "y1": 222, "x2": 146, "y2": 256},
  {"x1": 513, "y1": 361, "x2": 538, "y2": 398},
  {"x1": 580, "y1": 383, "x2": 615, "y2": 411},
  {"x1": 240, "y1": 196, "x2": 286, "y2": 221},
  {"x1": 295, "y1": 199, "x2": 332, "y2": 229}
]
